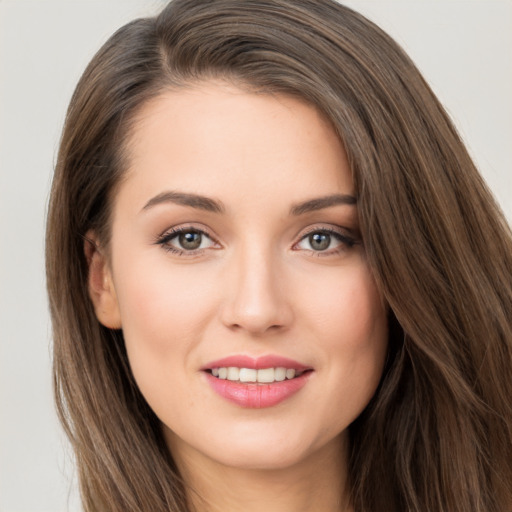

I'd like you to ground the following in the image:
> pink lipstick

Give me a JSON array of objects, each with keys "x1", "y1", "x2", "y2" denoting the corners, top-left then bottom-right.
[{"x1": 202, "y1": 355, "x2": 313, "y2": 408}]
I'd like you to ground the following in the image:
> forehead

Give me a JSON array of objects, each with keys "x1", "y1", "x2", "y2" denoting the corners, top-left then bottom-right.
[{"x1": 118, "y1": 82, "x2": 353, "y2": 214}]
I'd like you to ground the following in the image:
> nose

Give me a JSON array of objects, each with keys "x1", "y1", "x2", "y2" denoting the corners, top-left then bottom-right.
[{"x1": 219, "y1": 245, "x2": 294, "y2": 335}]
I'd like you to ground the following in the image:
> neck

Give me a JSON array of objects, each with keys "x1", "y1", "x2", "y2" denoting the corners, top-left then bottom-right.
[{"x1": 170, "y1": 434, "x2": 353, "y2": 512}]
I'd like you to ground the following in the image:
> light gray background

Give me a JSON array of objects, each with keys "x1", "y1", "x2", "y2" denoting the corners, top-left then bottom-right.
[{"x1": 1, "y1": 1, "x2": 510, "y2": 511}]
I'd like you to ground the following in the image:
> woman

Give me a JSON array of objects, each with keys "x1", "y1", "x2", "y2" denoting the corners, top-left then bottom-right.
[{"x1": 45, "y1": 0, "x2": 512, "y2": 511}]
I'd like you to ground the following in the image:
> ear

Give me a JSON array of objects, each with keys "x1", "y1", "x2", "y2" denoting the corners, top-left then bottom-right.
[{"x1": 84, "y1": 230, "x2": 122, "y2": 329}]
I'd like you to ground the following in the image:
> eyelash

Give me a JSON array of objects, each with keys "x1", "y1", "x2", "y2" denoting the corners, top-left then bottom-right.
[
  {"x1": 154, "y1": 225, "x2": 359, "y2": 257},
  {"x1": 293, "y1": 227, "x2": 358, "y2": 257},
  {"x1": 154, "y1": 226, "x2": 219, "y2": 256}
]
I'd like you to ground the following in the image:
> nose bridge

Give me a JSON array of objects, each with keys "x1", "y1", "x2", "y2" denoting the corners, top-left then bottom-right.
[{"x1": 221, "y1": 238, "x2": 291, "y2": 334}]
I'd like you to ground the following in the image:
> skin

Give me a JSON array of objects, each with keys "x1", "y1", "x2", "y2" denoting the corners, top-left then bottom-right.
[{"x1": 87, "y1": 82, "x2": 388, "y2": 512}]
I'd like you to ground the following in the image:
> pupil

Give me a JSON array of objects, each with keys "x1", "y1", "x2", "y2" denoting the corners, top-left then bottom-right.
[
  {"x1": 309, "y1": 232, "x2": 330, "y2": 251},
  {"x1": 179, "y1": 231, "x2": 202, "y2": 250}
]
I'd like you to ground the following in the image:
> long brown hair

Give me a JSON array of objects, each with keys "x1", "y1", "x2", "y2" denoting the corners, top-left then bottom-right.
[{"x1": 46, "y1": 1, "x2": 512, "y2": 510}]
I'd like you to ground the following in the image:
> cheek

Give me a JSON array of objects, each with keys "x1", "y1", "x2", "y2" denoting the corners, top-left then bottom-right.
[
  {"x1": 116, "y1": 255, "x2": 214, "y2": 332},
  {"x1": 303, "y1": 263, "x2": 387, "y2": 350},
  {"x1": 111, "y1": 260, "x2": 221, "y2": 423},
  {"x1": 300, "y1": 263, "x2": 388, "y2": 418},
  {"x1": 334, "y1": 270, "x2": 388, "y2": 376},
  {"x1": 111, "y1": 256, "x2": 219, "y2": 382}
]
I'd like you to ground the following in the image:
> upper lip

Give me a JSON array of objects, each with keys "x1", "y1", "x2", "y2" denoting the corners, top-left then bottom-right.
[{"x1": 201, "y1": 355, "x2": 312, "y2": 371}]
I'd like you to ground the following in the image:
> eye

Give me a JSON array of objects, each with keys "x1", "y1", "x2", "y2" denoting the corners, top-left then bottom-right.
[
  {"x1": 175, "y1": 230, "x2": 206, "y2": 250},
  {"x1": 156, "y1": 227, "x2": 217, "y2": 254},
  {"x1": 295, "y1": 228, "x2": 356, "y2": 254}
]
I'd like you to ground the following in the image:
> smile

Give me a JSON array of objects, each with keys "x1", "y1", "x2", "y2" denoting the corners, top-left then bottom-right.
[
  {"x1": 210, "y1": 367, "x2": 303, "y2": 383},
  {"x1": 202, "y1": 355, "x2": 313, "y2": 408}
]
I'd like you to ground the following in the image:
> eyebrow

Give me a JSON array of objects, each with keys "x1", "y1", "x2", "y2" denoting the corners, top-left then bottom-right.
[
  {"x1": 290, "y1": 194, "x2": 357, "y2": 215},
  {"x1": 142, "y1": 191, "x2": 225, "y2": 214},
  {"x1": 141, "y1": 191, "x2": 356, "y2": 215}
]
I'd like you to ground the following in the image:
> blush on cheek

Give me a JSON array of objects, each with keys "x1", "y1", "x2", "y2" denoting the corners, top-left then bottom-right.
[
  {"x1": 117, "y1": 265, "x2": 210, "y2": 336},
  {"x1": 309, "y1": 271, "x2": 385, "y2": 344}
]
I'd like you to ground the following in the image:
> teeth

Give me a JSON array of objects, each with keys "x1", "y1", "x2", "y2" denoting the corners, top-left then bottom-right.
[
  {"x1": 227, "y1": 367, "x2": 240, "y2": 381},
  {"x1": 239, "y1": 368, "x2": 257, "y2": 382},
  {"x1": 211, "y1": 366, "x2": 300, "y2": 383},
  {"x1": 257, "y1": 368, "x2": 275, "y2": 383},
  {"x1": 285, "y1": 369, "x2": 296, "y2": 380},
  {"x1": 275, "y1": 367, "x2": 286, "y2": 381}
]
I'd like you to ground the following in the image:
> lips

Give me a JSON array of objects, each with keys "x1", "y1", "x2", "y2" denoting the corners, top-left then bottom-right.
[{"x1": 202, "y1": 355, "x2": 313, "y2": 408}]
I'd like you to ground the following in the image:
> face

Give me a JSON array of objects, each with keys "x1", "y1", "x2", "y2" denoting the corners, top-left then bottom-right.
[{"x1": 89, "y1": 82, "x2": 388, "y2": 473}]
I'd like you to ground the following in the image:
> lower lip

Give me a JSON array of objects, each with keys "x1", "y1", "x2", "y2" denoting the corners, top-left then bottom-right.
[{"x1": 204, "y1": 371, "x2": 311, "y2": 408}]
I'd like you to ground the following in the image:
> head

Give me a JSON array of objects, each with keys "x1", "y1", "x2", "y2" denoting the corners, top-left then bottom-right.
[{"x1": 46, "y1": 1, "x2": 512, "y2": 511}]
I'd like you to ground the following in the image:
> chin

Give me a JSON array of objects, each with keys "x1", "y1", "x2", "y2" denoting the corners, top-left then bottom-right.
[
  {"x1": 199, "y1": 422, "x2": 342, "y2": 472},
  {"x1": 210, "y1": 443, "x2": 313, "y2": 471}
]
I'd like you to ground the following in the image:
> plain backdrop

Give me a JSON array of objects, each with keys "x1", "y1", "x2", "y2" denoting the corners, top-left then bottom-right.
[{"x1": 0, "y1": 1, "x2": 510, "y2": 511}]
